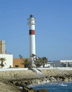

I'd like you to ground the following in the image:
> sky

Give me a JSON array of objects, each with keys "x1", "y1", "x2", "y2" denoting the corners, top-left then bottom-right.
[{"x1": 0, "y1": 0, "x2": 72, "y2": 61}]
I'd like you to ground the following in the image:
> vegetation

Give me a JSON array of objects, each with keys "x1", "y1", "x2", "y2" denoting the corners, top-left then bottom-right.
[
  {"x1": 34, "y1": 57, "x2": 42, "y2": 67},
  {"x1": 41, "y1": 57, "x2": 48, "y2": 67},
  {"x1": 9, "y1": 65, "x2": 12, "y2": 68},
  {"x1": 19, "y1": 54, "x2": 23, "y2": 59},
  {"x1": 0, "y1": 58, "x2": 6, "y2": 68},
  {"x1": 9, "y1": 65, "x2": 14, "y2": 68},
  {"x1": 19, "y1": 54, "x2": 31, "y2": 68},
  {"x1": 30, "y1": 54, "x2": 48, "y2": 68},
  {"x1": 19, "y1": 54, "x2": 48, "y2": 68},
  {"x1": 21, "y1": 59, "x2": 31, "y2": 68}
]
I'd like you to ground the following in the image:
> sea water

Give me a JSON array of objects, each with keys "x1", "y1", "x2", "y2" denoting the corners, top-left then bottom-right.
[{"x1": 27, "y1": 82, "x2": 72, "y2": 92}]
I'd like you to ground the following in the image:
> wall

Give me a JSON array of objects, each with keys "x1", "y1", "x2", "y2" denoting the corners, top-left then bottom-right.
[
  {"x1": 60, "y1": 60, "x2": 72, "y2": 67},
  {"x1": 13, "y1": 58, "x2": 24, "y2": 68},
  {"x1": 60, "y1": 60, "x2": 72, "y2": 63},
  {"x1": 13, "y1": 58, "x2": 30, "y2": 68},
  {"x1": 53, "y1": 60, "x2": 60, "y2": 67},
  {"x1": 37, "y1": 67, "x2": 72, "y2": 70},
  {"x1": 2, "y1": 41, "x2": 5, "y2": 54},
  {"x1": 0, "y1": 68, "x2": 28, "y2": 71},
  {"x1": 0, "y1": 54, "x2": 13, "y2": 69},
  {"x1": 39, "y1": 64, "x2": 50, "y2": 68},
  {"x1": 48, "y1": 62, "x2": 53, "y2": 67}
]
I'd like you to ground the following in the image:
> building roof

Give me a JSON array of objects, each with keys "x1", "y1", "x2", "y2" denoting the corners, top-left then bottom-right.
[{"x1": 60, "y1": 60, "x2": 72, "y2": 63}]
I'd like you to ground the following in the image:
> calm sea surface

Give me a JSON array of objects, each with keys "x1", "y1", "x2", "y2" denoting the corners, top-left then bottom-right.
[{"x1": 27, "y1": 81, "x2": 72, "y2": 92}]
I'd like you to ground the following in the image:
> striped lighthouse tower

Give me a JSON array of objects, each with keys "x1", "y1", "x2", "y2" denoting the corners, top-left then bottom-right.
[{"x1": 27, "y1": 14, "x2": 36, "y2": 68}]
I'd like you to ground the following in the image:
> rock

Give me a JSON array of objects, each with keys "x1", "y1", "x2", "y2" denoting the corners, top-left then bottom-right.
[
  {"x1": 46, "y1": 80, "x2": 50, "y2": 83},
  {"x1": 64, "y1": 77, "x2": 68, "y2": 82},
  {"x1": 69, "y1": 77, "x2": 72, "y2": 81},
  {"x1": 49, "y1": 77, "x2": 56, "y2": 82},
  {"x1": 51, "y1": 77, "x2": 55, "y2": 80},
  {"x1": 15, "y1": 82, "x2": 20, "y2": 86},
  {"x1": 13, "y1": 81, "x2": 17, "y2": 85},
  {"x1": 22, "y1": 88, "x2": 28, "y2": 92},
  {"x1": 25, "y1": 81, "x2": 30, "y2": 85},
  {"x1": 51, "y1": 77, "x2": 57, "y2": 81},
  {"x1": 49, "y1": 78, "x2": 52, "y2": 81},
  {"x1": 45, "y1": 76, "x2": 48, "y2": 78},
  {"x1": 57, "y1": 77, "x2": 60, "y2": 81},
  {"x1": 29, "y1": 87, "x2": 37, "y2": 92},
  {"x1": 9, "y1": 81, "x2": 13, "y2": 84},
  {"x1": 37, "y1": 89, "x2": 48, "y2": 92},
  {"x1": 32, "y1": 79, "x2": 39, "y2": 85},
  {"x1": 22, "y1": 87, "x2": 37, "y2": 92}
]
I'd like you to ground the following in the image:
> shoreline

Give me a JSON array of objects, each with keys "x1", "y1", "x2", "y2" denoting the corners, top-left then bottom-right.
[
  {"x1": 28, "y1": 80, "x2": 72, "y2": 87},
  {"x1": 0, "y1": 68, "x2": 72, "y2": 92}
]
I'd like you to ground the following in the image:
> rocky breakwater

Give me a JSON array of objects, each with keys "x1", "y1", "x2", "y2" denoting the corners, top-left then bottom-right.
[
  {"x1": 0, "y1": 70, "x2": 41, "y2": 81},
  {"x1": 0, "y1": 69, "x2": 72, "y2": 92},
  {"x1": 0, "y1": 69, "x2": 48, "y2": 92},
  {"x1": 41, "y1": 69, "x2": 72, "y2": 82}
]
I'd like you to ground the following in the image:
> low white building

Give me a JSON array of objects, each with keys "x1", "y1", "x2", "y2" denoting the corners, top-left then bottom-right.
[
  {"x1": 0, "y1": 54, "x2": 13, "y2": 69},
  {"x1": 60, "y1": 60, "x2": 72, "y2": 67},
  {"x1": 39, "y1": 64, "x2": 51, "y2": 68},
  {"x1": 60, "y1": 60, "x2": 72, "y2": 63}
]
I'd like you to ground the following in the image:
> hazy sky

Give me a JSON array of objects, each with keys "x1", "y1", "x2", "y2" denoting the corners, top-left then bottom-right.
[{"x1": 0, "y1": 0, "x2": 72, "y2": 61}]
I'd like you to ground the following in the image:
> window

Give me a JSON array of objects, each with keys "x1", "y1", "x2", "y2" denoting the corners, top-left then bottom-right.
[
  {"x1": 15, "y1": 65, "x2": 19, "y2": 67},
  {"x1": 29, "y1": 30, "x2": 32, "y2": 35}
]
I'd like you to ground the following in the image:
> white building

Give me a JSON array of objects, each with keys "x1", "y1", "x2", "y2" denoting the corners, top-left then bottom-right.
[
  {"x1": 60, "y1": 60, "x2": 72, "y2": 67},
  {"x1": 0, "y1": 54, "x2": 13, "y2": 69},
  {"x1": 39, "y1": 64, "x2": 51, "y2": 68},
  {"x1": 0, "y1": 41, "x2": 13, "y2": 69}
]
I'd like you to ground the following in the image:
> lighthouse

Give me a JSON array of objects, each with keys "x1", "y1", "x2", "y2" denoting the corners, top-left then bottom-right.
[{"x1": 27, "y1": 14, "x2": 36, "y2": 68}]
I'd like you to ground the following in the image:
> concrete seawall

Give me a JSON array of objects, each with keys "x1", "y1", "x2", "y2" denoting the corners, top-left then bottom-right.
[
  {"x1": 0, "y1": 70, "x2": 41, "y2": 81},
  {"x1": 38, "y1": 67, "x2": 72, "y2": 70},
  {"x1": 0, "y1": 67, "x2": 72, "y2": 92},
  {"x1": 0, "y1": 67, "x2": 72, "y2": 81}
]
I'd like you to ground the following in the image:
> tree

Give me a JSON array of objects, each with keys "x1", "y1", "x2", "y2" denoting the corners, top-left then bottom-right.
[
  {"x1": 21, "y1": 59, "x2": 30, "y2": 68},
  {"x1": 41, "y1": 57, "x2": 48, "y2": 67},
  {"x1": 19, "y1": 54, "x2": 30, "y2": 68},
  {"x1": 19, "y1": 54, "x2": 23, "y2": 59},
  {"x1": 9, "y1": 65, "x2": 12, "y2": 68},
  {"x1": 0, "y1": 58, "x2": 6, "y2": 68},
  {"x1": 34, "y1": 57, "x2": 42, "y2": 67},
  {"x1": 30, "y1": 54, "x2": 48, "y2": 68}
]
